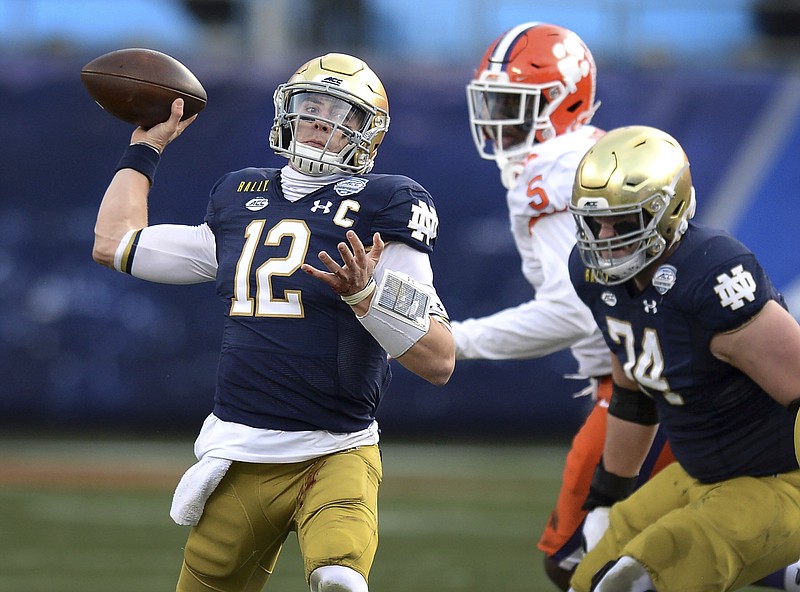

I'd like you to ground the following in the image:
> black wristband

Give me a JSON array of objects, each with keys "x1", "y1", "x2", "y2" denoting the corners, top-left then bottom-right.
[
  {"x1": 582, "y1": 458, "x2": 638, "y2": 511},
  {"x1": 609, "y1": 382, "x2": 659, "y2": 425},
  {"x1": 115, "y1": 143, "x2": 160, "y2": 185}
]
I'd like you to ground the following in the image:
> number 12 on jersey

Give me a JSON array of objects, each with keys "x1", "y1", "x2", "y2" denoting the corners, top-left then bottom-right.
[{"x1": 230, "y1": 218, "x2": 311, "y2": 318}]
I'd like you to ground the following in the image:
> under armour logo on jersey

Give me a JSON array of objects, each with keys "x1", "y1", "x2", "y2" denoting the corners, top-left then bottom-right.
[
  {"x1": 714, "y1": 264, "x2": 757, "y2": 310},
  {"x1": 643, "y1": 299, "x2": 658, "y2": 314},
  {"x1": 311, "y1": 200, "x2": 333, "y2": 214},
  {"x1": 408, "y1": 200, "x2": 438, "y2": 245}
]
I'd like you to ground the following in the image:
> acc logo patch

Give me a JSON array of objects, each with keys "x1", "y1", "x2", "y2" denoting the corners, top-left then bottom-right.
[
  {"x1": 652, "y1": 264, "x2": 677, "y2": 295},
  {"x1": 334, "y1": 178, "x2": 368, "y2": 196},
  {"x1": 245, "y1": 197, "x2": 269, "y2": 211},
  {"x1": 601, "y1": 291, "x2": 617, "y2": 307}
]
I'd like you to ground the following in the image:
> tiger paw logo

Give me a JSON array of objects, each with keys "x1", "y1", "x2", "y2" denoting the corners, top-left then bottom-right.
[{"x1": 554, "y1": 33, "x2": 592, "y2": 92}]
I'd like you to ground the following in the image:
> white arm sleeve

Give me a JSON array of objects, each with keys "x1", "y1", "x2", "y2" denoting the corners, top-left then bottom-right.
[
  {"x1": 115, "y1": 223, "x2": 217, "y2": 284},
  {"x1": 356, "y1": 269, "x2": 432, "y2": 358},
  {"x1": 374, "y1": 241, "x2": 432, "y2": 284},
  {"x1": 452, "y1": 213, "x2": 595, "y2": 360}
]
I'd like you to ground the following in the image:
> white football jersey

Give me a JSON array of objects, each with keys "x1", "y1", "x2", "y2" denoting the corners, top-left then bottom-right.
[{"x1": 452, "y1": 125, "x2": 611, "y2": 379}]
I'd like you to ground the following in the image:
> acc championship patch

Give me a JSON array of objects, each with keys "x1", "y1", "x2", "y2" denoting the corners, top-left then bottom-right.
[
  {"x1": 334, "y1": 178, "x2": 368, "y2": 196},
  {"x1": 652, "y1": 265, "x2": 677, "y2": 295}
]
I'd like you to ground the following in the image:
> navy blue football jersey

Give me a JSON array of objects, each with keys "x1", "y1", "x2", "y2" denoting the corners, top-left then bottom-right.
[
  {"x1": 202, "y1": 168, "x2": 440, "y2": 432},
  {"x1": 569, "y1": 222, "x2": 797, "y2": 482}
]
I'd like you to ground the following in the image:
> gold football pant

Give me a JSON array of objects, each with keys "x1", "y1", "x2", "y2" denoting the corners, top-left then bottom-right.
[
  {"x1": 571, "y1": 462, "x2": 800, "y2": 592},
  {"x1": 538, "y1": 377, "x2": 675, "y2": 568},
  {"x1": 175, "y1": 445, "x2": 382, "y2": 592}
]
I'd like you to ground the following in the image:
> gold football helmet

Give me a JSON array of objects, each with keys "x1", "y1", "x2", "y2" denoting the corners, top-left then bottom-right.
[
  {"x1": 570, "y1": 125, "x2": 696, "y2": 285},
  {"x1": 270, "y1": 53, "x2": 390, "y2": 175}
]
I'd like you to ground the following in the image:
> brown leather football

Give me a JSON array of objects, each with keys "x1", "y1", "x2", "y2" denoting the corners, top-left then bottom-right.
[{"x1": 80, "y1": 48, "x2": 207, "y2": 129}]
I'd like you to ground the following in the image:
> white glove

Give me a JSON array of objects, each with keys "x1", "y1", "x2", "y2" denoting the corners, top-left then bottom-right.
[{"x1": 582, "y1": 506, "x2": 610, "y2": 553}]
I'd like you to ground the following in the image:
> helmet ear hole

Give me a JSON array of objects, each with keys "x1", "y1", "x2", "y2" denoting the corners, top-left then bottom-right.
[
  {"x1": 625, "y1": 173, "x2": 647, "y2": 188},
  {"x1": 566, "y1": 100, "x2": 583, "y2": 113}
]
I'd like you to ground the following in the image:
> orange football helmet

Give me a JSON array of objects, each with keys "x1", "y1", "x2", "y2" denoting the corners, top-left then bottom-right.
[{"x1": 467, "y1": 22, "x2": 600, "y2": 168}]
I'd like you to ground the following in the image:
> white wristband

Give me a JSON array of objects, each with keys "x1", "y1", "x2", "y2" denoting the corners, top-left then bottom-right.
[
  {"x1": 356, "y1": 270, "x2": 431, "y2": 358},
  {"x1": 341, "y1": 277, "x2": 376, "y2": 306}
]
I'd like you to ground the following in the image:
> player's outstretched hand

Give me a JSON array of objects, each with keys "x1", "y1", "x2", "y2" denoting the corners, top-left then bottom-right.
[
  {"x1": 302, "y1": 231, "x2": 384, "y2": 297},
  {"x1": 130, "y1": 98, "x2": 197, "y2": 153}
]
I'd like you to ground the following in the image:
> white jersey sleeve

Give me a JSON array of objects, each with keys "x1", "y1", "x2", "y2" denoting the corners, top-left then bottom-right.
[
  {"x1": 374, "y1": 241, "x2": 433, "y2": 285},
  {"x1": 452, "y1": 126, "x2": 611, "y2": 377},
  {"x1": 452, "y1": 212, "x2": 595, "y2": 359},
  {"x1": 115, "y1": 223, "x2": 217, "y2": 284}
]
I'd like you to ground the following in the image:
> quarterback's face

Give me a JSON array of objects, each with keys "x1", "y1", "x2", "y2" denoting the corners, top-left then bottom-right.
[{"x1": 292, "y1": 93, "x2": 366, "y2": 153}]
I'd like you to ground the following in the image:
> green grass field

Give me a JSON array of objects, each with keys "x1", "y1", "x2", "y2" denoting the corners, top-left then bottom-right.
[{"x1": 0, "y1": 437, "x2": 766, "y2": 591}]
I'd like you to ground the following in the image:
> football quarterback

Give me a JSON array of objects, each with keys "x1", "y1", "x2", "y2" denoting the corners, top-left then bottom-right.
[{"x1": 92, "y1": 53, "x2": 455, "y2": 592}]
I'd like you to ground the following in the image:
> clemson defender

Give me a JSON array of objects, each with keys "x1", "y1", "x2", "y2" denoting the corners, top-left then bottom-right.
[{"x1": 450, "y1": 22, "x2": 675, "y2": 590}]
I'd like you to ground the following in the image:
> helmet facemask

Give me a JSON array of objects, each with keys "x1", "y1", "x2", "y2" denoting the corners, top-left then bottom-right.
[
  {"x1": 467, "y1": 75, "x2": 567, "y2": 170},
  {"x1": 573, "y1": 196, "x2": 664, "y2": 285},
  {"x1": 271, "y1": 82, "x2": 386, "y2": 176},
  {"x1": 571, "y1": 163, "x2": 692, "y2": 285}
]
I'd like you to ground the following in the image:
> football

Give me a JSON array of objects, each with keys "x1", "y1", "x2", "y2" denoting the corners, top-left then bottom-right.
[{"x1": 80, "y1": 48, "x2": 207, "y2": 129}]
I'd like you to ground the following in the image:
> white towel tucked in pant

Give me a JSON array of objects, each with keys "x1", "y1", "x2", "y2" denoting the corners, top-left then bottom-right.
[{"x1": 170, "y1": 456, "x2": 232, "y2": 526}]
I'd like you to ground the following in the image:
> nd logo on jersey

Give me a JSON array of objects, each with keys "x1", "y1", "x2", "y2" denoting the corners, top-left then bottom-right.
[
  {"x1": 408, "y1": 200, "x2": 438, "y2": 246},
  {"x1": 713, "y1": 264, "x2": 757, "y2": 311}
]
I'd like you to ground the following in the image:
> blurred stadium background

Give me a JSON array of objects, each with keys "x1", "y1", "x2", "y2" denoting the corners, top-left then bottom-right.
[
  {"x1": 1, "y1": 0, "x2": 799, "y2": 438},
  {"x1": 1, "y1": 1, "x2": 798, "y2": 590}
]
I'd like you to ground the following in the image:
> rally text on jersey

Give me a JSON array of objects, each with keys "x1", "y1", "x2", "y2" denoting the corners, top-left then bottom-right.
[{"x1": 237, "y1": 180, "x2": 270, "y2": 192}]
